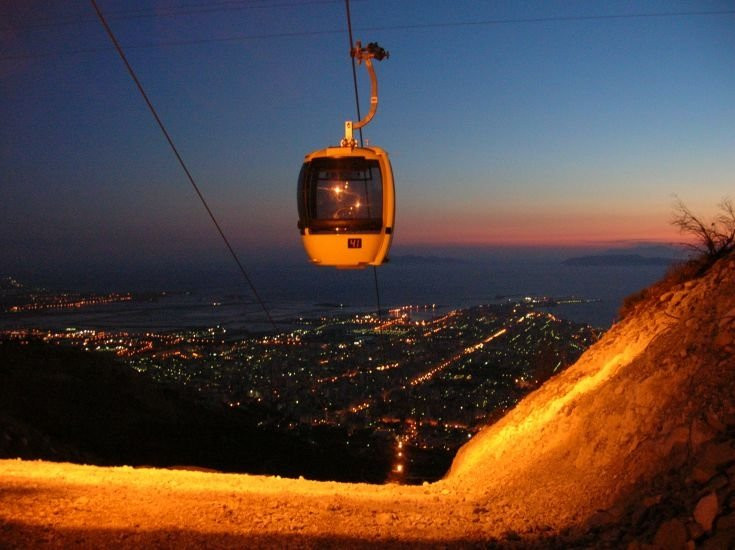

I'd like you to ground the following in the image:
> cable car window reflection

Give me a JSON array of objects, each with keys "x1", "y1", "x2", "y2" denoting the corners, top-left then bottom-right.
[{"x1": 303, "y1": 158, "x2": 383, "y2": 233}]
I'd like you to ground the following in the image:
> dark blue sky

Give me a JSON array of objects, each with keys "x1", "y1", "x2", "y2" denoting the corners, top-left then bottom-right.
[{"x1": 2, "y1": 0, "x2": 733, "y2": 275}]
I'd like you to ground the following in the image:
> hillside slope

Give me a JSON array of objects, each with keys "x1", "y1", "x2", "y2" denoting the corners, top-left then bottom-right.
[
  {"x1": 1, "y1": 254, "x2": 734, "y2": 548},
  {"x1": 446, "y1": 253, "x2": 735, "y2": 544},
  {"x1": 448, "y1": 254, "x2": 735, "y2": 512}
]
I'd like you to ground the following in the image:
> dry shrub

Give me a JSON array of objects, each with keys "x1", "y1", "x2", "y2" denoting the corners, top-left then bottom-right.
[
  {"x1": 672, "y1": 196, "x2": 735, "y2": 261},
  {"x1": 618, "y1": 197, "x2": 734, "y2": 321}
]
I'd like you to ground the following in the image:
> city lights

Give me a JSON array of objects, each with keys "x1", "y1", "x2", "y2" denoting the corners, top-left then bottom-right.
[{"x1": 1, "y1": 287, "x2": 600, "y2": 484}]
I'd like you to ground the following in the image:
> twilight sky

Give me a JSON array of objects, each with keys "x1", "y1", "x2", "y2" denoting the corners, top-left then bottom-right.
[{"x1": 1, "y1": 0, "x2": 734, "y2": 273}]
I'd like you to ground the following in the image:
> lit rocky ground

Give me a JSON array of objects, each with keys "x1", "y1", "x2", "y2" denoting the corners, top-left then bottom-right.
[{"x1": 1, "y1": 254, "x2": 734, "y2": 548}]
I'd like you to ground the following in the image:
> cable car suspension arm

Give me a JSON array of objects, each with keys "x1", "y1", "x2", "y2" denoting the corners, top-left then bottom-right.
[{"x1": 341, "y1": 41, "x2": 389, "y2": 148}]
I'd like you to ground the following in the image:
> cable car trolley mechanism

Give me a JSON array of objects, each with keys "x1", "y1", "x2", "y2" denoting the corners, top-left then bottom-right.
[{"x1": 297, "y1": 42, "x2": 394, "y2": 268}]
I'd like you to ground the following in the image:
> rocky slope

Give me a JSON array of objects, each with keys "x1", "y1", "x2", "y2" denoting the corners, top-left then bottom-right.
[
  {"x1": 1, "y1": 253, "x2": 733, "y2": 548},
  {"x1": 446, "y1": 252, "x2": 735, "y2": 546}
]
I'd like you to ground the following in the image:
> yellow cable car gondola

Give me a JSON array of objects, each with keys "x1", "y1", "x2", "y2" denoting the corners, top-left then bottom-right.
[{"x1": 297, "y1": 42, "x2": 394, "y2": 268}]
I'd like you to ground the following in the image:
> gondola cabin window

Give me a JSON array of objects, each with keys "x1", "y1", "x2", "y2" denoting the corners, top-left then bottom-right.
[{"x1": 300, "y1": 157, "x2": 382, "y2": 233}]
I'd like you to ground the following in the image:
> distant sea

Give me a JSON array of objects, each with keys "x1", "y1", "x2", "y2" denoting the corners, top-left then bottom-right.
[{"x1": 2, "y1": 250, "x2": 677, "y2": 333}]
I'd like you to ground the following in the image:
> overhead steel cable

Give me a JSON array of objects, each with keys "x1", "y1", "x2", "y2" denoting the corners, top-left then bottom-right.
[
  {"x1": 90, "y1": 0, "x2": 278, "y2": 333},
  {"x1": 4, "y1": 9, "x2": 733, "y2": 61},
  {"x1": 0, "y1": 29, "x2": 341, "y2": 61},
  {"x1": 11, "y1": 0, "x2": 350, "y2": 31},
  {"x1": 7, "y1": 6, "x2": 733, "y2": 32},
  {"x1": 345, "y1": 0, "x2": 364, "y2": 148},
  {"x1": 344, "y1": 0, "x2": 384, "y2": 321}
]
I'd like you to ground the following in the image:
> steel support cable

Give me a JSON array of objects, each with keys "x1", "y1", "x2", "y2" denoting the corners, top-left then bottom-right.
[
  {"x1": 344, "y1": 0, "x2": 383, "y2": 321},
  {"x1": 90, "y1": 0, "x2": 278, "y2": 333},
  {"x1": 5, "y1": 10, "x2": 734, "y2": 60},
  {"x1": 10, "y1": 8, "x2": 733, "y2": 33},
  {"x1": 345, "y1": 0, "x2": 364, "y2": 147},
  {"x1": 19, "y1": 1, "x2": 346, "y2": 31}
]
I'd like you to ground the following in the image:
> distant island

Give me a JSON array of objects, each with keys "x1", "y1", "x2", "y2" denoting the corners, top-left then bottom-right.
[
  {"x1": 390, "y1": 254, "x2": 470, "y2": 265},
  {"x1": 562, "y1": 254, "x2": 679, "y2": 267}
]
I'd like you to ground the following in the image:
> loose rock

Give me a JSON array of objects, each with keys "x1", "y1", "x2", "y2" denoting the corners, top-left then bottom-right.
[{"x1": 693, "y1": 493, "x2": 719, "y2": 532}]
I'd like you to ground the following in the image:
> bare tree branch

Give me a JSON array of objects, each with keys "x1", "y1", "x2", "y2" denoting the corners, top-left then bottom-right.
[{"x1": 671, "y1": 196, "x2": 735, "y2": 261}]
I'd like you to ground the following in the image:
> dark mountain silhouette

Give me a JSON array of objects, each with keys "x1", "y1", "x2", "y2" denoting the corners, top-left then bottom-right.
[
  {"x1": 600, "y1": 243, "x2": 685, "y2": 257},
  {"x1": 0, "y1": 341, "x2": 391, "y2": 482},
  {"x1": 389, "y1": 254, "x2": 471, "y2": 264},
  {"x1": 563, "y1": 253, "x2": 678, "y2": 266}
]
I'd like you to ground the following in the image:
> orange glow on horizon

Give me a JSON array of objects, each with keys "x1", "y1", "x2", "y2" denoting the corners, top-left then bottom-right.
[
  {"x1": 394, "y1": 221, "x2": 687, "y2": 247},
  {"x1": 393, "y1": 199, "x2": 700, "y2": 247}
]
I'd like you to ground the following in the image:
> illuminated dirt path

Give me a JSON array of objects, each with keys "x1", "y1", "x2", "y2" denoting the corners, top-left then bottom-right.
[
  {"x1": 0, "y1": 460, "x2": 515, "y2": 547},
  {"x1": 1, "y1": 257, "x2": 734, "y2": 547}
]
